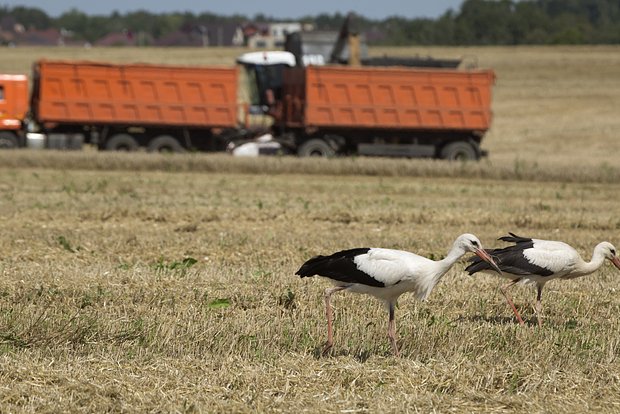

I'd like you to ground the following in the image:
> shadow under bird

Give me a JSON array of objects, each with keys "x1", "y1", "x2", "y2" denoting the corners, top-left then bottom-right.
[
  {"x1": 466, "y1": 232, "x2": 620, "y2": 326},
  {"x1": 295, "y1": 233, "x2": 501, "y2": 356}
]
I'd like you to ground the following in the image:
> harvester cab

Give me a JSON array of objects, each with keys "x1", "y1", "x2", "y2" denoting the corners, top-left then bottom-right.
[{"x1": 236, "y1": 51, "x2": 296, "y2": 114}]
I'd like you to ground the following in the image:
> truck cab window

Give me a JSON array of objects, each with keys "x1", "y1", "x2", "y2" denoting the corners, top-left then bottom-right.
[{"x1": 0, "y1": 86, "x2": 4, "y2": 101}]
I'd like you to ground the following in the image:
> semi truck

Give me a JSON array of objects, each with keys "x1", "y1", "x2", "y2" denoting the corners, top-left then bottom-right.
[{"x1": 0, "y1": 51, "x2": 495, "y2": 160}]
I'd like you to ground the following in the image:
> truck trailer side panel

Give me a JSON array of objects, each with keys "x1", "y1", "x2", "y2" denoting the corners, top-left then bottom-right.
[
  {"x1": 282, "y1": 65, "x2": 495, "y2": 131},
  {"x1": 32, "y1": 60, "x2": 238, "y2": 128}
]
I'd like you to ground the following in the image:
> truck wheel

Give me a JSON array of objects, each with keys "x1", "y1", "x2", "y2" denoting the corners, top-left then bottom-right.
[
  {"x1": 440, "y1": 141, "x2": 478, "y2": 161},
  {"x1": 298, "y1": 138, "x2": 335, "y2": 157},
  {"x1": 147, "y1": 135, "x2": 185, "y2": 153},
  {"x1": 105, "y1": 134, "x2": 139, "y2": 151},
  {"x1": 0, "y1": 132, "x2": 18, "y2": 149}
]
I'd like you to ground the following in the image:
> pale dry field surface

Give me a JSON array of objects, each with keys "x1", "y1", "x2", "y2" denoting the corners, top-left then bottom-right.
[
  {"x1": 0, "y1": 160, "x2": 619, "y2": 412},
  {"x1": 0, "y1": 46, "x2": 619, "y2": 412}
]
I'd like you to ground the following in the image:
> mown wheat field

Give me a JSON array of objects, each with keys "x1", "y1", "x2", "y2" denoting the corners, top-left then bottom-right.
[{"x1": 0, "y1": 46, "x2": 619, "y2": 412}]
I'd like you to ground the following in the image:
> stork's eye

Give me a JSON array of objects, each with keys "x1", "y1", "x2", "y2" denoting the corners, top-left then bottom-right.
[
  {"x1": 471, "y1": 240, "x2": 479, "y2": 248},
  {"x1": 612, "y1": 249, "x2": 616, "y2": 256}
]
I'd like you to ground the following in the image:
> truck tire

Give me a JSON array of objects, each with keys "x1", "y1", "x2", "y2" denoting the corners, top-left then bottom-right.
[
  {"x1": 440, "y1": 141, "x2": 479, "y2": 161},
  {"x1": 0, "y1": 132, "x2": 18, "y2": 149},
  {"x1": 147, "y1": 135, "x2": 185, "y2": 153},
  {"x1": 298, "y1": 138, "x2": 335, "y2": 157},
  {"x1": 105, "y1": 134, "x2": 139, "y2": 151}
]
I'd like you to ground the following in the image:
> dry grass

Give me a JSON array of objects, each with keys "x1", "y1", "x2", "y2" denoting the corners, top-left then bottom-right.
[
  {"x1": 0, "y1": 46, "x2": 619, "y2": 412},
  {"x1": 0, "y1": 149, "x2": 619, "y2": 184},
  {"x1": 0, "y1": 163, "x2": 619, "y2": 412}
]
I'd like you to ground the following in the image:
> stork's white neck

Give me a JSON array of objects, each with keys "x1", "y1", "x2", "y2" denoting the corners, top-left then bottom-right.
[
  {"x1": 438, "y1": 243, "x2": 465, "y2": 276},
  {"x1": 572, "y1": 248, "x2": 606, "y2": 277},
  {"x1": 434, "y1": 243, "x2": 468, "y2": 282},
  {"x1": 413, "y1": 239, "x2": 469, "y2": 301}
]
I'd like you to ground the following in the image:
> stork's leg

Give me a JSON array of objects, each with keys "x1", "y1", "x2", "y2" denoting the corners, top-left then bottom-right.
[
  {"x1": 322, "y1": 285, "x2": 348, "y2": 355},
  {"x1": 500, "y1": 279, "x2": 525, "y2": 326},
  {"x1": 535, "y1": 284, "x2": 544, "y2": 327},
  {"x1": 387, "y1": 301, "x2": 400, "y2": 357}
]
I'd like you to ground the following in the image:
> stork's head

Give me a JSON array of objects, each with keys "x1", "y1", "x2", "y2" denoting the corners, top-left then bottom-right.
[
  {"x1": 596, "y1": 242, "x2": 620, "y2": 270},
  {"x1": 457, "y1": 233, "x2": 502, "y2": 275}
]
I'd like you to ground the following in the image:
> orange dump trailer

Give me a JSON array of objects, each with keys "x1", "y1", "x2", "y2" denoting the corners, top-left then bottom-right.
[
  {"x1": 278, "y1": 65, "x2": 495, "y2": 159},
  {"x1": 30, "y1": 59, "x2": 241, "y2": 151}
]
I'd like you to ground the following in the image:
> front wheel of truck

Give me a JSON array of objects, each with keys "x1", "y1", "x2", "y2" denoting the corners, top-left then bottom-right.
[{"x1": 0, "y1": 132, "x2": 19, "y2": 149}]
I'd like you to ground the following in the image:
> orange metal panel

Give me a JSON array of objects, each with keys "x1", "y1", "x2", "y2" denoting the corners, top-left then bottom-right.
[
  {"x1": 34, "y1": 60, "x2": 238, "y2": 128},
  {"x1": 0, "y1": 74, "x2": 29, "y2": 129},
  {"x1": 284, "y1": 65, "x2": 495, "y2": 131}
]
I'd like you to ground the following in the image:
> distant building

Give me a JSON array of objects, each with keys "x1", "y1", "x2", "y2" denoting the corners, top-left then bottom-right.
[
  {"x1": 156, "y1": 29, "x2": 204, "y2": 47},
  {"x1": 95, "y1": 30, "x2": 154, "y2": 47},
  {"x1": 155, "y1": 24, "x2": 244, "y2": 47},
  {"x1": 291, "y1": 30, "x2": 368, "y2": 65},
  {"x1": 13, "y1": 28, "x2": 63, "y2": 46},
  {"x1": 247, "y1": 22, "x2": 305, "y2": 49},
  {"x1": 204, "y1": 24, "x2": 245, "y2": 47},
  {"x1": 95, "y1": 31, "x2": 137, "y2": 47}
]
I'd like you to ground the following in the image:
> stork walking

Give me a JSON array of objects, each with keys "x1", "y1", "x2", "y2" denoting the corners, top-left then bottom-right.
[
  {"x1": 295, "y1": 233, "x2": 501, "y2": 356},
  {"x1": 466, "y1": 233, "x2": 620, "y2": 326}
]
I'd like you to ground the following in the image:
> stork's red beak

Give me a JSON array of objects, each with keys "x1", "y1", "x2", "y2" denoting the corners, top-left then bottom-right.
[
  {"x1": 611, "y1": 256, "x2": 620, "y2": 271},
  {"x1": 475, "y1": 248, "x2": 502, "y2": 275}
]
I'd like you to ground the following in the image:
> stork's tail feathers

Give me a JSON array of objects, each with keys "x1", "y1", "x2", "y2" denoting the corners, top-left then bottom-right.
[
  {"x1": 295, "y1": 248, "x2": 370, "y2": 278},
  {"x1": 295, "y1": 255, "x2": 330, "y2": 278},
  {"x1": 465, "y1": 249, "x2": 497, "y2": 275},
  {"x1": 498, "y1": 232, "x2": 531, "y2": 244}
]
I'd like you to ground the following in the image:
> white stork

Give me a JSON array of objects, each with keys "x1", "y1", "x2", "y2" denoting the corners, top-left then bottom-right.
[
  {"x1": 466, "y1": 233, "x2": 620, "y2": 326},
  {"x1": 295, "y1": 233, "x2": 501, "y2": 356}
]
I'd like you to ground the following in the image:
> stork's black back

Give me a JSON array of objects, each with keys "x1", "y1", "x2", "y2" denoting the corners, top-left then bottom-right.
[
  {"x1": 295, "y1": 247, "x2": 385, "y2": 287},
  {"x1": 465, "y1": 233, "x2": 554, "y2": 277}
]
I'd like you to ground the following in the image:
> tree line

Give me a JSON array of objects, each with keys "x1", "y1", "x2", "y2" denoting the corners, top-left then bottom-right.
[{"x1": 2, "y1": 0, "x2": 620, "y2": 45}]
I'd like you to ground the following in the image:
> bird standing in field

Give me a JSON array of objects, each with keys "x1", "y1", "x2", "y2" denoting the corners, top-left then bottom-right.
[
  {"x1": 295, "y1": 233, "x2": 501, "y2": 356},
  {"x1": 466, "y1": 233, "x2": 620, "y2": 326}
]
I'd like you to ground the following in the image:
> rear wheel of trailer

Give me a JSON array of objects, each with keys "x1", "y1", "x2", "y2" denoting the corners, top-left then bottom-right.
[
  {"x1": 105, "y1": 133, "x2": 139, "y2": 151},
  {"x1": 297, "y1": 138, "x2": 335, "y2": 157},
  {"x1": 147, "y1": 135, "x2": 186, "y2": 153},
  {"x1": 439, "y1": 141, "x2": 480, "y2": 161}
]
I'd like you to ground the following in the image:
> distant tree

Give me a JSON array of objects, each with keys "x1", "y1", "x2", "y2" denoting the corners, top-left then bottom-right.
[
  {"x1": 547, "y1": 12, "x2": 592, "y2": 43},
  {"x1": 313, "y1": 13, "x2": 347, "y2": 31},
  {"x1": 55, "y1": 9, "x2": 92, "y2": 41},
  {"x1": 512, "y1": 2, "x2": 550, "y2": 44},
  {"x1": 434, "y1": 11, "x2": 458, "y2": 44},
  {"x1": 2, "y1": 1, "x2": 620, "y2": 47},
  {"x1": 455, "y1": 0, "x2": 517, "y2": 44},
  {"x1": 9, "y1": 6, "x2": 51, "y2": 30}
]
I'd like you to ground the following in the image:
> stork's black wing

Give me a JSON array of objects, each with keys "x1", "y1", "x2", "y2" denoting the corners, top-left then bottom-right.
[{"x1": 466, "y1": 234, "x2": 554, "y2": 277}]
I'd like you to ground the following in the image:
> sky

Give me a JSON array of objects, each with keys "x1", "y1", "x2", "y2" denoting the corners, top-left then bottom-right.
[{"x1": 2, "y1": 1, "x2": 464, "y2": 20}]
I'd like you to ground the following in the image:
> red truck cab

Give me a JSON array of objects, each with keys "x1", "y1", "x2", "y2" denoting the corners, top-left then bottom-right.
[{"x1": 0, "y1": 74, "x2": 29, "y2": 148}]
